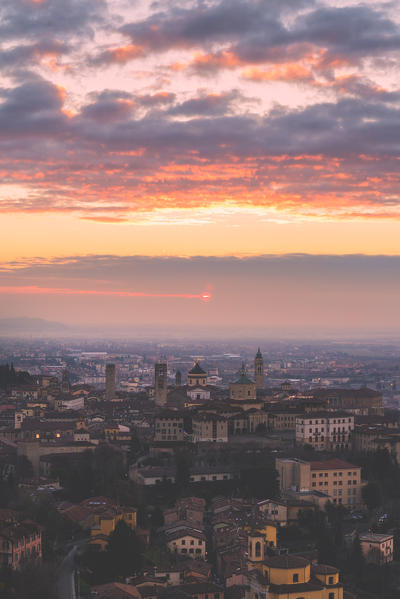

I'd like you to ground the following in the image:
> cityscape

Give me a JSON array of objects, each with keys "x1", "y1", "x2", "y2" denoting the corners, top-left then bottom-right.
[
  {"x1": 1, "y1": 337, "x2": 400, "y2": 598},
  {"x1": 1, "y1": 0, "x2": 400, "y2": 598}
]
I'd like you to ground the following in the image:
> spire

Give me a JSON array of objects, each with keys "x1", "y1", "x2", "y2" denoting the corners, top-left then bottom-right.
[{"x1": 256, "y1": 347, "x2": 262, "y2": 358}]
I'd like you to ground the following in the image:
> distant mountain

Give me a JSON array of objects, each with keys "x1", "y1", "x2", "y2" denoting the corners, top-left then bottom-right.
[{"x1": 0, "y1": 317, "x2": 68, "y2": 335}]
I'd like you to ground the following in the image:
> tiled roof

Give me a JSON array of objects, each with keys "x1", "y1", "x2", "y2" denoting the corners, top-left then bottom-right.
[{"x1": 309, "y1": 458, "x2": 359, "y2": 471}]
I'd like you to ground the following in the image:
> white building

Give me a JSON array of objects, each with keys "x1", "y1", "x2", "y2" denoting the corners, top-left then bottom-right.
[{"x1": 296, "y1": 411, "x2": 354, "y2": 451}]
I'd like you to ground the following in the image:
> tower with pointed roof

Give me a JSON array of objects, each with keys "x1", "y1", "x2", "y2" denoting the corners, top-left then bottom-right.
[
  {"x1": 254, "y1": 348, "x2": 264, "y2": 391},
  {"x1": 187, "y1": 358, "x2": 207, "y2": 387}
]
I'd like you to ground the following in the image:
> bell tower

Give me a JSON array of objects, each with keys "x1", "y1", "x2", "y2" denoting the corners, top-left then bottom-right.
[
  {"x1": 155, "y1": 360, "x2": 168, "y2": 406},
  {"x1": 254, "y1": 348, "x2": 264, "y2": 390},
  {"x1": 248, "y1": 531, "x2": 265, "y2": 569}
]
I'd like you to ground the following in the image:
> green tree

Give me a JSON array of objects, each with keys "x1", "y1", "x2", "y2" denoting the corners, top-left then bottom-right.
[
  {"x1": 128, "y1": 428, "x2": 143, "y2": 465},
  {"x1": 106, "y1": 520, "x2": 144, "y2": 578},
  {"x1": 362, "y1": 481, "x2": 382, "y2": 510},
  {"x1": 348, "y1": 534, "x2": 366, "y2": 579},
  {"x1": 0, "y1": 563, "x2": 57, "y2": 599}
]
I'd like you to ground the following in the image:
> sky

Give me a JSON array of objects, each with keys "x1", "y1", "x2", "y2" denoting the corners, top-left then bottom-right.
[{"x1": 0, "y1": 0, "x2": 399, "y2": 333}]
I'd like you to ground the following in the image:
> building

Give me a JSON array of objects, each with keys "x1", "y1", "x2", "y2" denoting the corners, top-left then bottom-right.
[
  {"x1": 245, "y1": 552, "x2": 343, "y2": 599},
  {"x1": 166, "y1": 528, "x2": 206, "y2": 559},
  {"x1": 0, "y1": 521, "x2": 43, "y2": 569},
  {"x1": 256, "y1": 498, "x2": 316, "y2": 527},
  {"x1": 276, "y1": 457, "x2": 363, "y2": 508},
  {"x1": 154, "y1": 361, "x2": 168, "y2": 407},
  {"x1": 229, "y1": 364, "x2": 257, "y2": 401},
  {"x1": 187, "y1": 360, "x2": 207, "y2": 387},
  {"x1": 267, "y1": 407, "x2": 303, "y2": 430},
  {"x1": 154, "y1": 411, "x2": 184, "y2": 442},
  {"x1": 105, "y1": 363, "x2": 116, "y2": 401},
  {"x1": 164, "y1": 497, "x2": 205, "y2": 526},
  {"x1": 359, "y1": 533, "x2": 393, "y2": 565},
  {"x1": 246, "y1": 551, "x2": 343, "y2": 599},
  {"x1": 129, "y1": 466, "x2": 176, "y2": 486},
  {"x1": 296, "y1": 412, "x2": 354, "y2": 451},
  {"x1": 61, "y1": 369, "x2": 71, "y2": 393},
  {"x1": 354, "y1": 425, "x2": 400, "y2": 461},
  {"x1": 312, "y1": 388, "x2": 382, "y2": 415},
  {"x1": 192, "y1": 414, "x2": 228, "y2": 443},
  {"x1": 254, "y1": 348, "x2": 264, "y2": 391}
]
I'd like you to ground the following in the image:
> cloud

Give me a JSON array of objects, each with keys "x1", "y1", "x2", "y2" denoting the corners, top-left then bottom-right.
[
  {"x1": 0, "y1": 74, "x2": 399, "y2": 221},
  {"x1": 0, "y1": 0, "x2": 107, "y2": 41},
  {"x1": 167, "y1": 91, "x2": 241, "y2": 116},
  {"x1": 0, "y1": 1, "x2": 399, "y2": 224}
]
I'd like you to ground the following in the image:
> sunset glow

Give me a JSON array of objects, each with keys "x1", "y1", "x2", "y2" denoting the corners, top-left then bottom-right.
[{"x1": 0, "y1": 0, "x2": 399, "y2": 329}]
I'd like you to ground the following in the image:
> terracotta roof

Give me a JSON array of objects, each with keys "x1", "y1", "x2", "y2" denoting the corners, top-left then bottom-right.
[
  {"x1": 90, "y1": 583, "x2": 142, "y2": 598},
  {"x1": 309, "y1": 459, "x2": 359, "y2": 471},
  {"x1": 264, "y1": 555, "x2": 309, "y2": 569},
  {"x1": 311, "y1": 564, "x2": 338, "y2": 574}
]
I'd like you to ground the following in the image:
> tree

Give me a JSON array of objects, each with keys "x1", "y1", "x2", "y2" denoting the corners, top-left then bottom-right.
[
  {"x1": 362, "y1": 481, "x2": 382, "y2": 511},
  {"x1": 106, "y1": 520, "x2": 144, "y2": 579},
  {"x1": 128, "y1": 428, "x2": 143, "y2": 465},
  {"x1": 348, "y1": 534, "x2": 366, "y2": 579},
  {"x1": 0, "y1": 563, "x2": 57, "y2": 599},
  {"x1": 175, "y1": 451, "x2": 191, "y2": 490},
  {"x1": 240, "y1": 465, "x2": 279, "y2": 498}
]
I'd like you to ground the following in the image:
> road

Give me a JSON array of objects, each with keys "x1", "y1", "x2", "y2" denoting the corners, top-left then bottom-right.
[{"x1": 56, "y1": 545, "x2": 77, "y2": 599}]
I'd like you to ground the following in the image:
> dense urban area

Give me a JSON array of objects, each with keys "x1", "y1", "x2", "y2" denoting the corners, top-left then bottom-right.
[{"x1": 1, "y1": 337, "x2": 400, "y2": 599}]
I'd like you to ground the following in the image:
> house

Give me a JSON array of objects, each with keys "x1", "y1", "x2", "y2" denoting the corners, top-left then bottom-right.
[
  {"x1": 359, "y1": 533, "x2": 393, "y2": 565},
  {"x1": 130, "y1": 466, "x2": 176, "y2": 486},
  {"x1": 0, "y1": 521, "x2": 43, "y2": 569},
  {"x1": 166, "y1": 528, "x2": 206, "y2": 559}
]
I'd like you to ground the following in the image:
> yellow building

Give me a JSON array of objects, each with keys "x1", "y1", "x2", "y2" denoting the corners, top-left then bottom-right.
[
  {"x1": 276, "y1": 457, "x2": 363, "y2": 508},
  {"x1": 188, "y1": 360, "x2": 208, "y2": 387},
  {"x1": 246, "y1": 543, "x2": 343, "y2": 599},
  {"x1": 86, "y1": 501, "x2": 137, "y2": 549},
  {"x1": 166, "y1": 528, "x2": 206, "y2": 559}
]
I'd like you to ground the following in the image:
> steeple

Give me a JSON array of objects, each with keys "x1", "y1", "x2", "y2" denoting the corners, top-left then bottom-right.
[{"x1": 254, "y1": 348, "x2": 264, "y2": 391}]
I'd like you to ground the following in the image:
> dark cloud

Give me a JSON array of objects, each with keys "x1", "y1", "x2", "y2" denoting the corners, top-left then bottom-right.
[
  {"x1": 118, "y1": 0, "x2": 400, "y2": 68},
  {"x1": 167, "y1": 91, "x2": 240, "y2": 116},
  {"x1": 0, "y1": 0, "x2": 107, "y2": 41},
  {"x1": 0, "y1": 76, "x2": 398, "y2": 217},
  {"x1": 81, "y1": 90, "x2": 135, "y2": 122},
  {"x1": 0, "y1": 39, "x2": 68, "y2": 70}
]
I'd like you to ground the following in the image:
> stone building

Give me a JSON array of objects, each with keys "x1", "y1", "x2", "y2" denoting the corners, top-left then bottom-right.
[{"x1": 229, "y1": 364, "x2": 257, "y2": 401}]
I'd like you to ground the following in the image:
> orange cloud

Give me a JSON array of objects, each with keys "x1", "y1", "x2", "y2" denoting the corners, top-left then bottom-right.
[
  {"x1": 0, "y1": 285, "x2": 209, "y2": 300},
  {"x1": 100, "y1": 44, "x2": 144, "y2": 65},
  {"x1": 242, "y1": 64, "x2": 314, "y2": 82}
]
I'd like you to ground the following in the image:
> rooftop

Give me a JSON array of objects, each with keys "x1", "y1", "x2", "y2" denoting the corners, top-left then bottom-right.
[{"x1": 310, "y1": 458, "x2": 360, "y2": 471}]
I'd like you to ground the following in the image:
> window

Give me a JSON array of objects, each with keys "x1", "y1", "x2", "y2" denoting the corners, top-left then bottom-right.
[
  {"x1": 293, "y1": 573, "x2": 299, "y2": 583},
  {"x1": 255, "y1": 541, "x2": 261, "y2": 557},
  {"x1": 328, "y1": 576, "x2": 334, "y2": 585},
  {"x1": 329, "y1": 594, "x2": 335, "y2": 599}
]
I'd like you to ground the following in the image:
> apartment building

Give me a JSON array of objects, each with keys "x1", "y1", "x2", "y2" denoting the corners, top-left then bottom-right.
[
  {"x1": 192, "y1": 414, "x2": 228, "y2": 443},
  {"x1": 154, "y1": 411, "x2": 184, "y2": 442},
  {"x1": 276, "y1": 457, "x2": 362, "y2": 508},
  {"x1": 310, "y1": 459, "x2": 362, "y2": 507},
  {"x1": 0, "y1": 521, "x2": 42, "y2": 569},
  {"x1": 296, "y1": 411, "x2": 354, "y2": 451}
]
